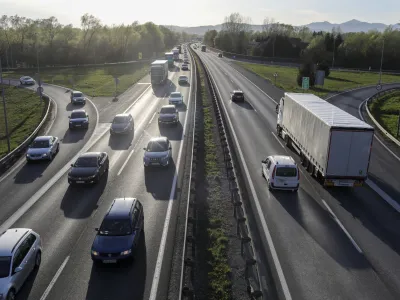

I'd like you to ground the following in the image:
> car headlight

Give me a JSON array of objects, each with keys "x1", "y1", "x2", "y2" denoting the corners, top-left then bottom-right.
[
  {"x1": 42, "y1": 153, "x2": 48, "y2": 157},
  {"x1": 162, "y1": 154, "x2": 169, "y2": 160},
  {"x1": 83, "y1": 120, "x2": 88, "y2": 123},
  {"x1": 121, "y1": 249, "x2": 132, "y2": 255},
  {"x1": 91, "y1": 250, "x2": 99, "y2": 256}
]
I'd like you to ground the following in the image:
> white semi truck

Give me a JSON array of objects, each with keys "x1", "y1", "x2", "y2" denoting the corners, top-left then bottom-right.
[
  {"x1": 276, "y1": 93, "x2": 374, "y2": 187},
  {"x1": 150, "y1": 60, "x2": 169, "y2": 85}
]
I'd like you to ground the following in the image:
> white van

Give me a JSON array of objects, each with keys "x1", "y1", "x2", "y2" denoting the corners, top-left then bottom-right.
[{"x1": 261, "y1": 155, "x2": 299, "y2": 192}]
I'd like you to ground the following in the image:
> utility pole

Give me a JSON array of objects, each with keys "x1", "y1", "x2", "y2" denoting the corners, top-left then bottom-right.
[
  {"x1": 35, "y1": 33, "x2": 43, "y2": 102},
  {"x1": 0, "y1": 57, "x2": 11, "y2": 153},
  {"x1": 332, "y1": 32, "x2": 336, "y2": 68},
  {"x1": 378, "y1": 38, "x2": 385, "y2": 85}
]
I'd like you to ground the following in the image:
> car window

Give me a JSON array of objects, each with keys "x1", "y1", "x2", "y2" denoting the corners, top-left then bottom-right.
[
  {"x1": 73, "y1": 93, "x2": 83, "y2": 97},
  {"x1": 275, "y1": 167, "x2": 297, "y2": 177},
  {"x1": 113, "y1": 116, "x2": 127, "y2": 124},
  {"x1": 147, "y1": 140, "x2": 168, "y2": 152},
  {"x1": 160, "y1": 107, "x2": 176, "y2": 114},
  {"x1": 74, "y1": 156, "x2": 98, "y2": 167},
  {"x1": 25, "y1": 234, "x2": 37, "y2": 248},
  {"x1": 131, "y1": 208, "x2": 139, "y2": 226},
  {"x1": 0, "y1": 257, "x2": 11, "y2": 278},
  {"x1": 31, "y1": 139, "x2": 50, "y2": 148},
  {"x1": 171, "y1": 93, "x2": 181, "y2": 98},
  {"x1": 71, "y1": 111, "x2": 87, "y2": 119},
  {"x1": 12, "y1": 240, "x2": 30, "y2": 271},
  {"x1": 99, "y1": 218, "x2": 132, "y2": 236}
]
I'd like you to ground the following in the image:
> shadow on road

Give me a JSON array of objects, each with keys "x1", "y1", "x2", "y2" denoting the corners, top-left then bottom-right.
[
  {"x1": 233, "y1": 100, "x2": 255, "y2": 110},
  {"x1": 108, "y1": 132, "x2": 134, "y2": 150},
  {"x1": 66, "y1": 102, "x2": 85, "y2": 111},
  {"x1": 61, "y1": 128, "x2": 88, "y2": 144},
  {"x1": 14, "y1": 161, "x2": 51, "y2": 184},
  {"x1": 144, "y1": 160, "x2": 176, "y2": 200},
  {"x1": 15, "y1": 266, "x2": 39, "y2": 300},
  {"x1": 60, "y1": 172, "x2": 108, "y2": 219},
  {"x1": 158, "y1": 122, "x2": 183, "y2": 141},
  {"x1": 86, "y1": 232, "x2": 147, "y2": 300},
  {"x1": 152, "y1": 79, "x2": 177, "y2": 98}
]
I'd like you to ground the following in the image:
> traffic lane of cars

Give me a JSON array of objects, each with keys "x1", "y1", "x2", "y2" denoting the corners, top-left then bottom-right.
[
  {"x1": 0, "y1": 84, "x2": 97, "y2": 226},
  {"x1": 198, "y1": 52, "x2": 396, "y2": 300},
  {"x1": 11, "y1": 62, "x2": 193, "y2": 300}
]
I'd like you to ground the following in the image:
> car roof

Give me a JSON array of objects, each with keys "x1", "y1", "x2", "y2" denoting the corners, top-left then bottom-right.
[
  {"x1": 0, "y1": 228, "x2": 31, "y2": 256},
  {"x1": 22, "y1": 76, "x2": 32, "y2": 79},
  {"x1": 106, "y1": 198, "x2": 137, "y2": 219},
  {"x1": 161, "y1": 105, "x2": 176, "y2": 109},
  {"x1": 170, "y1": 92, "x2": 182, "y2": 95},
  {"x1": 79, "y1": 152, "x2": 102, "y2": 158},
  {"x1": 149, "y1": 136, "x2": 168, "y2": 143},
  {"x1": 34, "y1": 136, "x2": 53, "y2": 141},
  {"x1": 72, "y1": 90, "x2": 82, "y2": 94},
  {"x1": 179, "y1": 75, "x2": 188, "y2": 78},
  {"x1": 114, "y1": 113, "x2": 130, "y2": 118},
  {"x1": 271, "y1": 155, "x2": 296, "y2": 166},
  {"x1": 233, "y1": 90, "x2": 243, "y2": 93},
  {"x1": 72, "y1": 109, "x2": 86, "y2": 113}
]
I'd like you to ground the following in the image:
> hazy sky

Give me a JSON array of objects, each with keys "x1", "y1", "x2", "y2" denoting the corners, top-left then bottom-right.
[{"x1": 1, "y1": 0, "x2": 399, "y2": 27}]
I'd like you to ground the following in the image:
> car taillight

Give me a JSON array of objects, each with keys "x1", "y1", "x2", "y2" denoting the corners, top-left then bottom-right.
[{"x1": 272, "y1": 166, "x2": 277, "y2": 179}]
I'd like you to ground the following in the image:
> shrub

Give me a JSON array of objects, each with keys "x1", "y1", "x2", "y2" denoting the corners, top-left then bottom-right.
[
  {"x1": 297, "y1": 62, "x2": 316, "y2": 87},
  {"x1": 317, "y1": 61, "x2": 330, "y2": 77}
]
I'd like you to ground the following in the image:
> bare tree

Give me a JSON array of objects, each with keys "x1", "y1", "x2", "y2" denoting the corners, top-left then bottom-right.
[
  {"x1": 81, "y1": 14, "x2": 101, "y2": 51},
  {"x1": 222, "y1": 13, "x2": 252, "y2": 34}
]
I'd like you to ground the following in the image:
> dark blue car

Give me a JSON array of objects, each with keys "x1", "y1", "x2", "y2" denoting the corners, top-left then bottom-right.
[{"x1": 91, "y1": 198, "x2": 144, "y2": 264}]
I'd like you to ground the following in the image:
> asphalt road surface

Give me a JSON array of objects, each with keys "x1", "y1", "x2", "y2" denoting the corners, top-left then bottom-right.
[
  {"x1": 195, "y1": 47, "x2": 400, "y2": 300},
  {"x1": 0, "y1": 52, "x2": 195, "y2": 300}
]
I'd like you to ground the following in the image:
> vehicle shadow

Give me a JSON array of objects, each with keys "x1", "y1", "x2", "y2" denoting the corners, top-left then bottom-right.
[
  {"x1": 144, "y1": 160, "x2": 176, "y2": 200},
  {"x1": 177, "y1": 102, "x2": 187, "y2": 112},
  {"x1": 178, "y1": 81, "x2": 190, "y2": 87},
  {"x1": 14, "y1": 161, "x2": 51, "y2": 184},
  {"x1": 60, "y1": 172, "x2": 108, "y2": 219},
  {"x1": 85, "y1": 232, "x2": 147, "y2": 300},
  {"x1": 233, "y1": 100, "x2": 254, "y2": 110},
  {"x1": 108, "y1": 131, "x2": 134, "y2": 150},
  {"x1": 15, "y1": 267, "x2": 39, "y2": 299},
  {"x1": 152, "y1": 79, "x2": 176, "y2": 97},
  {"x1": 158, "y1": 122, "x2": 183, "y2": 141},
  {"x1": 275, "y1": 188, "x2": 370, "y2": 268},
  {"x1": 61, "y1": 128, "x2": 88, "y2": 144},
  {"x1": 170, "y1": 66, "x2": 180, "y2": 72},
  {"x1": 66, "y1": 102, "x2": 85, "y2": 111}
]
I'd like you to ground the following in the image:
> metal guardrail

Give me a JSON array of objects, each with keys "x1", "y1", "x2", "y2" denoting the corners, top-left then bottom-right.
[
  {"x1": 185, "y1": 45, "x2": 264, "y2": 299},
  {"x1": 0, "y1": 89, "x2": 51, "y2": 174},
  {"x1": 365, "y1": 87, "x2": 400, "y2": 147}
]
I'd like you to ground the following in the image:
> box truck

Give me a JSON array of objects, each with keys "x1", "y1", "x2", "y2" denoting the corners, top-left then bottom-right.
[
  {"x1": 201, "y1": 45, "x2": 206, "y2": 52},
  {"x1": 172, "y1": 48, "x2": 179, "y2": 61},
  {"x1": 150, "y1": 60, "x2": 168, "y2": 85},
  {"x1": 276, "y1": 93, "x2": 374, "y2": 187}
]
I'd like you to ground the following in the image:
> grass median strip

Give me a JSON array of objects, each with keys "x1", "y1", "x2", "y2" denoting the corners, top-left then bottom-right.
[
  {"x1": 236, "y1": 62, "x2": 400, "y2": 97},
  {"x1": 4, "y1": 63, "x2": 149, "y2": 97},
  {"x1": 368, "y1": 89, "x2": 400, "y2": 140},
  {"x1": 0, "y1": 85, "x2": 44, "y2": 158}
]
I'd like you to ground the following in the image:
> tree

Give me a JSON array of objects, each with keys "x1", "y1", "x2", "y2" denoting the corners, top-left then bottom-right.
[
  {"x1": 297, "y1": 62, "x2": 315, "y2": 87},
  {"x1": 204, "y1": 30, "x2": 218, "y2": 47}
]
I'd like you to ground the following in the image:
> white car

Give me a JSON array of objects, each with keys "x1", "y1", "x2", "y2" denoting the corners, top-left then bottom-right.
[
  {"x1": 26, "y1": 136, "x2": 60, "y2": 162},
  {"x1": 169, "y1": 92, "x2": 183, "y2": 105},
  {"x1": 19, "y1": 76, "x2": 35, "y2": 85},
  {"x1": 178, "y1": 75, "x2": 189, "y2": 85},
  {"x1": 261, "y1": 155, "x2": 299, "y2": 192}
]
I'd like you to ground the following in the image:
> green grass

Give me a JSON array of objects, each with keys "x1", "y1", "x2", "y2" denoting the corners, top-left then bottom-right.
[
  {"x1": 368, "y1": 90, "x2": 400, "y2": 140},
  {"x1": 195, "y1": 54, "x2": 231, "y2": 300},
  {"x1": 0, "y1": 85, "x2": 44, "y2": 158},
  {"x1": 236, "y1": 62, "x2": 400, "y2": 97},
  {"x1": 3, "y1": 63, "x2": 150, "y2": 97}
]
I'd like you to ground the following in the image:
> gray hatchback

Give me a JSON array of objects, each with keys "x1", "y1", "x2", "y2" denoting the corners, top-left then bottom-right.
[{"x1": 0, "y1": 228, "x2": 42, "y2": 300}]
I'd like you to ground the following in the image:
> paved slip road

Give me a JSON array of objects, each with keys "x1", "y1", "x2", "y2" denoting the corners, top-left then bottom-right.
[
  {"x1": 195, "y1": 47, "x2": 400, "y2": 300},
  {"x1": 0, "y1": 52, "x2": 196, "y2": 300}
]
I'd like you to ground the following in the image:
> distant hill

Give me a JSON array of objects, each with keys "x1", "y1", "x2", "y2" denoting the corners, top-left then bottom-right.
[{"x1": 164, "y1": 20, "x2": 400, "y2": 35}]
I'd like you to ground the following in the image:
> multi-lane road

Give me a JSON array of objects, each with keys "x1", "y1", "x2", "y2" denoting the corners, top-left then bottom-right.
[
  {"x1": 195, "y1": 46, "x2": 400, "y2": 300},
  {"x1": 0, "y1": 50, "x2": 196, "y2": 300}
]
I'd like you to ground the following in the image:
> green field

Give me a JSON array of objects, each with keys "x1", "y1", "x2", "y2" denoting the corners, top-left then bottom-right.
[
  {"x1": 236, "y1": 62, "x2": 400, "y2": 97},
  {"x1": 368, "y1": 90, "x2": 400, "y2": 140},
  {"x1": 3, "y1": 63, "x2": 150, "y2": 97},
  {"x1": 0, "y1": 85, "x2": 44, "y2": 158}
]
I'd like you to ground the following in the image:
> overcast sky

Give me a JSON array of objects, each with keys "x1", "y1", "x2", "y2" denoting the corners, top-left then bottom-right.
[{"x1": 1, "y1": 0, "x2": 399, "y2": 27}]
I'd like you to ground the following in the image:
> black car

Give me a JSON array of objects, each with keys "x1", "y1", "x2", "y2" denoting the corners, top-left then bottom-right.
[
  {"x1": 91, "y1": 198, "x2": 144, "y2": 264},
  {"x1": 231, "y1": 90, "x2": 245, "y2": 102},
  {"x1": 218, "y1": 53, "x2": 223, "y2": 57},
  {"x1": 68, "y1": 152, "x2": 109, "y2": 184},
  {"x1": 69, "y1": 109, "x2": 89, "y2": 129},
  {"x1": 110, "y1": 114, "x2": 134, "y2": 135}
]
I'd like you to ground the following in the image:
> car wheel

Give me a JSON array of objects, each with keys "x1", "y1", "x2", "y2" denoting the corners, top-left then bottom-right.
[
  {"x1": 261, "y1": 168, "x2": 264, "y2": 177},
  {"x1": 48, "y1": 153, "x2": 53, "y2": 161},
  {"x1": 6, "y1": 289, "x2": 16, "y2": 300},
  {"x1": 292, "y1": 189, "x2": 298, "y2": 193},
  {"x1": 35, "y1": 251, "x2": 42, "y2": 268},
  {"x1": 95, "y1": 174, "x2": 101, "y2": 183},
  {"x1": 56, "y1": 144, "x2": 60, "y2": 153},
  {"x1": 268, "y1": 182, "x2": 272, "y2": 191}
]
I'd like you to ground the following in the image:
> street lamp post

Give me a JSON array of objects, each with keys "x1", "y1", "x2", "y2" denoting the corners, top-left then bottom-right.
[
  {"x1": 0, "y1": 57, "x2": 11, "y2": 153},
  {"x1": 35, "y1": 33, "x2": 43, "y2": 102},
  {"x1": 332, "y1": 32, "x2": 336, "y2": 69},
  {"x1": 378, "y1": 38, "x2": 385, "y2": 85}
]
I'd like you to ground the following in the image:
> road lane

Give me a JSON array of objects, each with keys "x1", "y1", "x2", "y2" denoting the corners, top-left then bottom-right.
[
  {"x1": 196, "y1": 48, "x2": 400, "y2": 300},
  {"x1": 6, "y1": 53, "x2": 195, "y2": 300}
]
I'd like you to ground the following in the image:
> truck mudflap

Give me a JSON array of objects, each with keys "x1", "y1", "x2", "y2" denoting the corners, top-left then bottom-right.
[{"x1": 324, "y1": 179, "x2": 364, "y2": 187}]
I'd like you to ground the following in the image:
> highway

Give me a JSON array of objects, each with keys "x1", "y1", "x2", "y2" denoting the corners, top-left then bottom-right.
[
  {"x1": 195, "y1": 47, "x2": 400, "y2": 300},
  {"x1": 0, "y1": 51, "x2": 195, "y2": 300}
]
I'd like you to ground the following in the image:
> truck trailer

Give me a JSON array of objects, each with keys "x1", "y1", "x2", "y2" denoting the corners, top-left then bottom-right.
[
  {"x1": 165, "y1": 52, "x2": 174, "y2": 67},
  {"x1": 150, "y1": 60, "x2": 168, "y2": 85},
  {"x1": 276, "y1": 93, "x2": 374, "y2": 187},
  {"x1": 201, "y1": 45, "x2": 206, "y2": 52}
]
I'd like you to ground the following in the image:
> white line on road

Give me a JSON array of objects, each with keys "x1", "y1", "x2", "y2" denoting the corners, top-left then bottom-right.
[
  {"x1": 365, "y1": 179, "x2": 400, "y2": 213},
  {"x1": 39, "y1": 256, "x2": 70, "y2": 300},
  {"x1": 136, "y1": 83, "x2": 151, "y2": 85},
  {"x1": 117, "y1": 133, "x2": 145, "y2": 176},
  {"x1": 148, "y1": 112, "x2": 157, "y2": 124},
  {"x1": 149, "y1": 52, "x2": 194, "y2": 300},
  {"x1": 271, "y1": 131, "x2": 285, "y2": 148},
  {"x1": 321, "y1": 200, "x2": 363, "y2": 253}
]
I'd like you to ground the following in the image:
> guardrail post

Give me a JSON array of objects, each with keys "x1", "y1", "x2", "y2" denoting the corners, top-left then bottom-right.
[
  {"x1": 245, "y1": 258, "x2": 257, "y2": 279},
  {"x1": 233, "y1": 201, "x2": 242, "y2": 218},
  {"x1": 237, "y1": 217, "x2": 246, "y2": 235},
  {"x1": 241, "y1": 236, "x2": 251, "y2": 256}
]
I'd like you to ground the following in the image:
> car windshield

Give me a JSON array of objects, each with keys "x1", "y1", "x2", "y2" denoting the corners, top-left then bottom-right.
[
  {"x1": 147, "y1": 140, "x2": 168, "y2": 152},
  {"x1": 73, "y1": 93, "x2": 83, "y2": 97},
  {"x1": 179, "y1": 76, "x2": 187, "y2": 80},
  {"x1": 113, "y1": 116, "x2": 128, "y2": 124},
  {"x1": 171, "y1": 93, "x2": 181, "y2": 98},
  {"x1": 0, "y1": 257, "x2": 11, "y2": 278},
  {"x1": 99, "y1": 218, "x2": 132, "y2": 236},
  {"x1": 31, "y1": 139, "x2": 50, "y2": 148},
  {"x1": 234, "y1": 92, "x2": 243, "y2": 96},
  {"x1": 74, "y1": 156, "x2": 98, "y2": 167},
  {"x1": 275, "y1": 167, "x2": 297, "y2": 177},
  {"x1": 71, "y1": 112, "x2": 86, "y2": 119},
  {"x1": 160, "y1": 107, "x2": 176, "y2": 114}
]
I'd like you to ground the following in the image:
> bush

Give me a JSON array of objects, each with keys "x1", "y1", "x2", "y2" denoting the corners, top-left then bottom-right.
[
  {"x1": 317, "y1": 61, "x2": 330, "y2": 77},
  {"x1": 297, "y1": 62, "x2": 316, "y2": 87}
]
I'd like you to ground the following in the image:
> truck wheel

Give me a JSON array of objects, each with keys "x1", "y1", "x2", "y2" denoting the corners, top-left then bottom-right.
[
  {"x1": 276, "y1": 125, "x2": 281, "y2": 137},
  {"x1": 284, "y1": 135, "x2": 291, "y2": 147}
]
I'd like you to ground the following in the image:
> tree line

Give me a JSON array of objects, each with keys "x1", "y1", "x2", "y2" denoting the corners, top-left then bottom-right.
[
  {"x1": 203, "y1": 13, "x2": 400, "y2": 70},
  {"x1": 0, "y1": 14, "x2": 197, "y2": 69}
]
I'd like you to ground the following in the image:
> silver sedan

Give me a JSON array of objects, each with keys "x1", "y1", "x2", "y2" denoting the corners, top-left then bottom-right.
[{"x1": 26, "y1": 136, "x2": 60, "y2": 162}]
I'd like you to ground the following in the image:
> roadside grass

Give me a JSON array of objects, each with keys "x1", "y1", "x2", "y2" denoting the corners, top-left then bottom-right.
[
  {"x1": 195, "y1": 54, "x2": 231, "y2": 300},
  {"x1": 368, "y1": 90, "x2": 400, "y2": 140},
  {"x1": 236, "y1": 62, "x2": 400, "y2": 97},
  {"x1": 0, "y1": 85, "x2": 43, "y2": 158},
  {"x1": 3, "y1": 63, "x2": 150, "y2": 97}
]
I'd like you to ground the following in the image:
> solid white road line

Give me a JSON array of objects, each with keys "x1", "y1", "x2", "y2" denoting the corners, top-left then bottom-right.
[
  {"x1": 271, "y1": 131, "x2": 285, "y2": 149},
  {"x1": 365, "y1": 179, "x2": 400, "y2": 213},
  {"x1": 39, "y1": 256, "x2": 70, "y2": 300},
  {"x1": 321, "y1": 200, "x2": 363, "y2": 253},
  {"x1": 117, "y1": 133, "x2": 145, "y2": 176},
  {"x1": 203, "y1": 60, "x2": 292, "y2": 300},
  {"x1": 149, "y1": 53, "x2": 194, "y2": 300},
  {"x1": 136, "y1": 82, "x2": 151, "y2": 85},
  {"x1": 148, "y1": 111, "x2": 157, "y2": 124}
]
